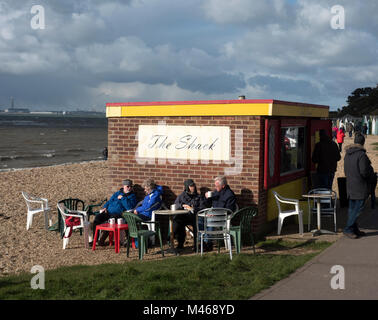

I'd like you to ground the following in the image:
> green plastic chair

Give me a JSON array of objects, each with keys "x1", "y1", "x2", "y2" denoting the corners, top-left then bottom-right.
[
  {"x1": 85, "y1": 198, "x2": 107, "y2": 219},
  {"x1": 57, "y1": 198, "x2": 85, "y2": 238},
  {"x1": 229, "y1": 206, "x2": 258, "y2": 254},
  {"x1": 123, "y1": 212, "x2": 164, "y2": 260}
]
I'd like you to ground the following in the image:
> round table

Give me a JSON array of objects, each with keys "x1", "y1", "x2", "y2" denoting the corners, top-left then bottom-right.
[{"x1": 154, "y1": 209, "x2": 189, "y2": 253}]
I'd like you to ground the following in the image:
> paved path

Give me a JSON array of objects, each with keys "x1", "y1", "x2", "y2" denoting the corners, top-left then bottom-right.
[{"x1": 251, "y1": 203, "x2": 378, "y2": 300}]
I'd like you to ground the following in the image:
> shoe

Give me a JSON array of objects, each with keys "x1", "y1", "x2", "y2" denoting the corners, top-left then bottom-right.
[
  {"x1": 355, "y1": 230, "x2": 366, "y2": 237},
  {"x1": 343, "y1": 231, "x2": 358, "y2": 239}
]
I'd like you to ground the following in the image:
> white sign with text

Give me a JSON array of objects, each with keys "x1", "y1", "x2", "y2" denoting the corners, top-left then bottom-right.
[{"x1": 138, "y1": 125, "x2": 230, "y2": 161}]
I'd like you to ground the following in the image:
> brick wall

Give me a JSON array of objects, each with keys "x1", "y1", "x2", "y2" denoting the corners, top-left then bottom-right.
[{"x1": 107, "y1": 115, "x2": 267, "y2": 235}]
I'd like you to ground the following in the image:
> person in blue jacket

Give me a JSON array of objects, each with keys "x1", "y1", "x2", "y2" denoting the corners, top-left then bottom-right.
[
  {"x1": 134, "y1": 178, "x2": 163, "y2": 221},
  {"x1": 92, "y1": 179, "x2": 137, "y2": 244}
]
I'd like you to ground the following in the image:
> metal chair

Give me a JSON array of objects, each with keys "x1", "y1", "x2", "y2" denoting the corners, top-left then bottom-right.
[
  {"x1": 57, "y1": 203, "x2": 90, "y2": 250},
  {"x1": 229, "y1": 206, "x2": 258, "y2": 254},
  {"x1": 197, "y1": 208, "x2": 233, "y2": 260},
  {"x1": 22, "y1": 191, "x2": 51, "y2": 230},
  {"x1": 273, "y1": 191, "x2": 303, "y2": 236},
  {"x1": 307, "y1": 188, "x2": 337, "y2": 232}
]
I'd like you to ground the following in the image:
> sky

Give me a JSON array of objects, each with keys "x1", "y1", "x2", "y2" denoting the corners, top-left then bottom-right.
[{"x1": 0, "y1": 0, "x2": 377, "y2": 112}]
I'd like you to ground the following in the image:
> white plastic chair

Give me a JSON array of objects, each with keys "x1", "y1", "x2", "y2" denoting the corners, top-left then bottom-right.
[
  {"x1": 57, "y1": 203, "x2": 90, "y2": 250},
  {"x1": 22, "y1": 191, "x2": 52, "y2": 230},
  {"x1": 197, "y1": 208, "x2": 233, "y2": 260},
  {"x1": 307, "y1": 188, "x2": 337, "y2": 232},
  {"x1": 273, "y1": 191, "x2": 303, "y2": 236}
]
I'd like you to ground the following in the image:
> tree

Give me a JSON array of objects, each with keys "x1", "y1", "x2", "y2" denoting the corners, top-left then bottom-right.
[{"x1": 338, "y1": 84, "x2": 378, "y2": 117}]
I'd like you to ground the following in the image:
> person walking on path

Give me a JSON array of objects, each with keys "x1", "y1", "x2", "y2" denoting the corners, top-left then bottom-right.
[
  {"x1": 343, "y1": 133, "x2": 375, "y2": 239},
  {"x1": 311, "y1": 129, "x2": 341, "y2": 189},
  {"x1": 332, "y1": 125, "x2": 338, "y2": 141},
  {"x1": 336, "y1": 126, "x2": 346, "y2": 152}
]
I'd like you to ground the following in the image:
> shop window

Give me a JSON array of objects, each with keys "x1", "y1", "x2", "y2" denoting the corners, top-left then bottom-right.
[{"x1": 280, "y1": 127, "x2": 305, "y2": 175}]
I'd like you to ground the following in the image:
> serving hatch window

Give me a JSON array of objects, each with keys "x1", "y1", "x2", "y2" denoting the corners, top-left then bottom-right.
[{"x1": 280, "y1": 127, "x2": 305, "y2": 175}]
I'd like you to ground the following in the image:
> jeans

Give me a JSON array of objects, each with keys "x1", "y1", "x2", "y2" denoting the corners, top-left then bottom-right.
[
  {"x1": 317, "y1": 172, "x2": 335, "y2": 190},
  {"x1": 197, "y1": 217, "x2": 213, "y2": 246},
  {"x1": 344, "y1": 199, "x2": 365, "y2": 234}
]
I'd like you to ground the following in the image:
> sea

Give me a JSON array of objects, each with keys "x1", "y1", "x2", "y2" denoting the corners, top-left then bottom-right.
[{"x1": 0, "y1": 113, "x2": 108, "y2": 171}]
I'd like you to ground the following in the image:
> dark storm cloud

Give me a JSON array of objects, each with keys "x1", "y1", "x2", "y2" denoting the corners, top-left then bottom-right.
[{"x1": 0, "y1": 0, "x2": 377, "y2": 110}]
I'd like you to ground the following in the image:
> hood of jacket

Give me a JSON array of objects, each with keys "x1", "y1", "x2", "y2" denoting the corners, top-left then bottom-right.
[
  {"x1": 153, "y1": 185, "x2": 163, "y2": 196},
  {"x1": 345, "y1": 143, "x2": 366, "y2": 155}
]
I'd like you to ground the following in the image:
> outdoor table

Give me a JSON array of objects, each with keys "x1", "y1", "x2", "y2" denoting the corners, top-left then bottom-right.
[
  {"x1": 154, "y1": 209, "x2": 189, "y2": 254},
  {"x1": 92, "y1": 223, "x2": 129, "y2": 253},
  {"x1": 302, "y1": 193, "x2": 337, "y2": 236}
]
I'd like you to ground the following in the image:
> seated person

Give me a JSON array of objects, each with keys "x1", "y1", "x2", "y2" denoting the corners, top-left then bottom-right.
[
  {"x1": 173, "y1": 179, "x2": 206, "y2": 252},
  {"x1": 92, "y1": 179, "x2": 136, "y2": 245},
  {"x1": 133, "y1": 178, "x2": 163, "y2": 221},
  {"x1": 205, "y1": 176, "x2": 236, "y2": 212},
  {"x1": 202, "y1": 175, "x2": 237, "y2": 251}
]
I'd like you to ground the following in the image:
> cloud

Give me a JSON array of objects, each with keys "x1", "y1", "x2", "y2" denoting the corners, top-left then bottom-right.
[{"x1": 0, "y1": 0, "x2": 377, "y2": 111}]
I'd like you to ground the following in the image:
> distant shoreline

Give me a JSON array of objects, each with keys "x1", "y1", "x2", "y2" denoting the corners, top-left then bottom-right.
[
  {"x1": 0, "y1": 112, "x2": 106, "y2": 118},
  {"x1": 0, "y1": 159, "x2": 106, "y2": 173}
]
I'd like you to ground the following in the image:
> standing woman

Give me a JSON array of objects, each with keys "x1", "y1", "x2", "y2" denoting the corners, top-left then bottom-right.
[
  {"x1": 173, "y1": 179, "x2": 205, "y2": 252},
  {"x1": 337, "y1": 126, "x2": 346, "y2": 152}
]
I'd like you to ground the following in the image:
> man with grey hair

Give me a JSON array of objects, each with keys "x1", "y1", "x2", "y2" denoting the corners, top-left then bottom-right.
[
  {"x1": 203, "y1": 176, "x2": 237, "y2": 251},
  {"x1": 92, "y1": 179, "x2": 137, "y2": 245},
  {"x1": 205, "y1": 176, "x2": 237, "y2": 212}
]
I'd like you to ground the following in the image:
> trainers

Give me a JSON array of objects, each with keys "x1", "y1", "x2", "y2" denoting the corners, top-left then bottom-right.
[{"x1": 343, "y1": 231, "x2": 358, "y2": 239}]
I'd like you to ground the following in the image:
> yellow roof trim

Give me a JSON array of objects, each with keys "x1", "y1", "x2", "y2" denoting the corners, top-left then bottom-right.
[{"x1": 106, "y1": 100, "x2": 328, "y2": 118}]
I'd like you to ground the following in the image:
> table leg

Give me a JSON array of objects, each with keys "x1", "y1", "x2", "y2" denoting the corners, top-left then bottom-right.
[
  {"x1": 317, "y1": 199, "x2": 321, "y2": 231},
  {"x1": 92, "y1": 228, "x2": 98, "y2": 251},
  {"x1": 311, "y1": 198, "x2": 336, "y2": 236},
  {"x1": 115, "y1": 228, "x2": 119, "y2": 253},
  {"x1": 170, "y1": 216, "x2": 175, "y2": 251}
]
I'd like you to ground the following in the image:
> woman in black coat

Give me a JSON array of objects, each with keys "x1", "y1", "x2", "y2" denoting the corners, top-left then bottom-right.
[{"x1": 173, "y1": 179, "x2": 205, "y2": 251}]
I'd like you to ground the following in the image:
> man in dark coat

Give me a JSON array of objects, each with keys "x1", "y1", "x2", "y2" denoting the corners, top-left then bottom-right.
[
  {"x1": 312, "y1": 129, "x2": 341, "y2": 189},
  {"x1": 202, "y1": 176, "x2": 237, "y2": 251},
  {"x1": 205, "y1": 176, "x2": 237, "y2": 212},
  {"x1": 172, "y1": 179, "x2": 205, "y2": 252},
  {"x1": 343, "y1": 133, "x2": 375, "y2": 238}
]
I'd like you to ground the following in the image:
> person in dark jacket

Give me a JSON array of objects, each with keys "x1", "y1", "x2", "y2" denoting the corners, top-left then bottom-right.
[
  {"x1": 369, "y1": 172, "x2": 377, "y2": 209},
  {"x1": 311, "y1": 129, "x2": 341, "y2": 189},
  {"x1": 205, "y1": 176, "x2": 237, "y2": 212},
  {"x1": 172, "y1": 179, "x2": 206, "y2": 252},
  {"x1": 343, "y1": 134, "x2": 375, "y2": 238},
  {"x1": 201, "y1": 176, "x2": 237, "y2": 251},
  {"x1": 134, "y1": 178, "x2": 163, "y2": 221},
  {"x1": 92, "y1": 179, "x2": 137, "y2": 244}
]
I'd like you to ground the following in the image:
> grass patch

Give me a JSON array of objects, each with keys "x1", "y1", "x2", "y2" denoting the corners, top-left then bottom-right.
[
  {"x1": 0, "y1": 240, "x2": 331, "y2": 300},
  {"x1": 372, "y1": 142, "x2": 378, "y2": 150}
]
